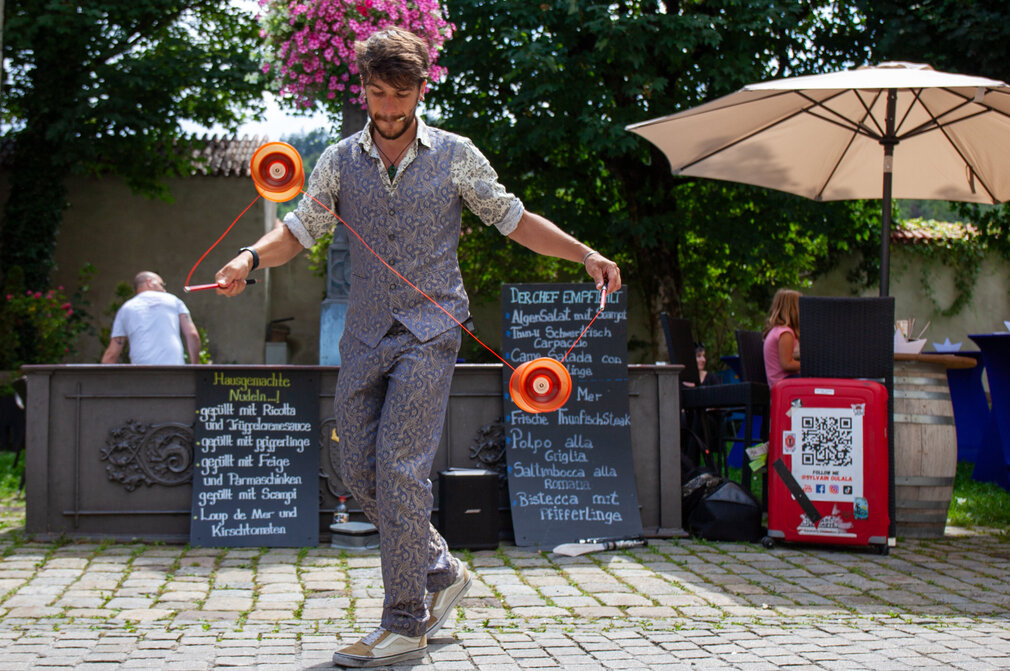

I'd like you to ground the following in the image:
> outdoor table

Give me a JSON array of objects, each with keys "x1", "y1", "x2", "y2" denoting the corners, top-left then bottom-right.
[
  {"x1": 940, "y1": 351, "x2": 988, "y2": 462},
  {"x1": 967, "y1": 333, "x2": 1010, "y2": 489}
]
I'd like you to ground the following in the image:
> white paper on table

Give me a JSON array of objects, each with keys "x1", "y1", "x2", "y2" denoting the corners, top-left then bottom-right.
[
  {"x1": 894, "y1": 328, "x2": 926, "y2": 354},
  {"x1": 932, "y1": 337, "x2": 962, "y2": 352}
]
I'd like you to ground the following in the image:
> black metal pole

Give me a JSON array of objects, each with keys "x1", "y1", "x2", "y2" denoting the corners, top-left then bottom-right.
[
  {"x1": 880, "y1": 153, "x2": 893, "y2": 297},
  {"x1": 879, "y1": 89, "x2": 897, "y2": 297}
]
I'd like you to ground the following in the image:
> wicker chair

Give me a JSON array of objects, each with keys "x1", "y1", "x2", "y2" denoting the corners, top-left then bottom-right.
[
  {"x1": 661, "y1": 314, "x2": 702, "y2": 385},
  {"x1": 734, "y1": 329, "x2": 771, "y2": 501},
  {"x1": 735, "y1": 329, "x2": 769, "y2": 387},
  {"x1": 798, "y1": 296, "x2": 895, "y2": 536}
]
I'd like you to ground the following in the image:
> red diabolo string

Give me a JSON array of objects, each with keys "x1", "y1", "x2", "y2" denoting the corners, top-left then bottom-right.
[
  {"x1": 302, "y1": 192, "x2": 515, "y2": 371},
  {"x1": 184, "y1": 142, "x2": 306, "y2": 292},
  {"x1": 184, "y1": 195, "x2": 261, "y2": 291},
  {"x1": 187, "y1": 142, "x2": 611, "y2": 413}
]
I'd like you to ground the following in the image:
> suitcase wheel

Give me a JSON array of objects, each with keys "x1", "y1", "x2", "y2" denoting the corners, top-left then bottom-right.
[{"x1": 761, "y1": 536, "x2": 775, "y2": 550}]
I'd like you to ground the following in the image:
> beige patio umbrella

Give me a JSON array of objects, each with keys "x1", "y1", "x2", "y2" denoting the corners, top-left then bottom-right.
[{"x1": 626, "y1": 62, "x2": 1010, "y2": 295}]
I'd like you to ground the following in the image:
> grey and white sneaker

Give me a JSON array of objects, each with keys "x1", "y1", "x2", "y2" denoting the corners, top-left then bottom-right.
[
  {"x1": 332, "y1": 627, "x2": 426, "y2": 668},
  {"x1": 424, "y1": 563, "x2": 472, "y2": 637}
]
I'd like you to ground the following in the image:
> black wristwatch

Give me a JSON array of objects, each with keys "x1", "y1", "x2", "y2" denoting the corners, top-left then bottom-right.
[{"x1": 239, "y1": 247, "x2": 260, "y2": 270}]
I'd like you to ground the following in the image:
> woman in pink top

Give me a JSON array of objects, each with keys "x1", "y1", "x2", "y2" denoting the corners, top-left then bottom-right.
[{"x1": 762, "y1": 289, "x2": 801, "y2": 387}]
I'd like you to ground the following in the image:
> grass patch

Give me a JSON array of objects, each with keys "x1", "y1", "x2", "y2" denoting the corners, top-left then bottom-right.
[
  {"x1": 0, "y1": 451, "x2": 24, "y2": 500},
  {"x1": 0, "y1": 450, "x2": 26, "y2": 533},
  {"x1": 947, "y1": 461, "x2": 1010, "y2": 529}
]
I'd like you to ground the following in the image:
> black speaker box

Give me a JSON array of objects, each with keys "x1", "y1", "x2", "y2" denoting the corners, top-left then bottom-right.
[{"x1": 437, "y1": 469, "x2": 500, "y2": 550}]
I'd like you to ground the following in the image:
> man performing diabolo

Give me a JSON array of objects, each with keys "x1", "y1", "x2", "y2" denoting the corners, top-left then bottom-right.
[{"x1": 215, "y1": 27, "x2": 620, "y2": 668}]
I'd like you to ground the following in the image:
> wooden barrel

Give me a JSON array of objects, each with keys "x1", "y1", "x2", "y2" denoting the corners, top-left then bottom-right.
[{"x1": 893, "y1": 359, "x2": 957, "y2": 538}]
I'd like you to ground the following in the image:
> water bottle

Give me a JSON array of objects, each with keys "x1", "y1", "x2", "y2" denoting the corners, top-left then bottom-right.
[{"x1": 334, "y1": 495, "x2": 349, "y2": 525}]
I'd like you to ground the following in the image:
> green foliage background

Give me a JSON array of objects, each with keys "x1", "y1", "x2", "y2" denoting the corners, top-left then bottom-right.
[
  {"x1": 4, "y1": 0, "x2": 1010, "y2": 368},
  {"x1": 0, "y1": 1, "x2": 267, "y2": 290},
  {"x1": 429, "y1": 0, "x2": 880, "y2": 361}
]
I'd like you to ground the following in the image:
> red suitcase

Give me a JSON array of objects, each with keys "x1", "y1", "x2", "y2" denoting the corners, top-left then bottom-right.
[{"x1": 764, "y1": 377, "x2": 890, "y2": 554}]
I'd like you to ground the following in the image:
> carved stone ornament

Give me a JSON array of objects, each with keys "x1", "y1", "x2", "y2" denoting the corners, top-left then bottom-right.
[
  {"x1": 469, "y1": 418, "x2": 506, "y2": 479},
  {"x1": 101, "y1": 420, "x2": 194, "y2": 492}
]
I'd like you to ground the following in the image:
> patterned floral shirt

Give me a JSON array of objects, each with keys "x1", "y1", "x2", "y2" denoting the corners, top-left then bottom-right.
[{"x1": 284, "y1": 116, "x2": 525, "y2": 347}]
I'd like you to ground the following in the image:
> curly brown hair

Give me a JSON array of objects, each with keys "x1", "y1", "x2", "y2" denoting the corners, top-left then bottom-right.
[{"x1": 354, "y1": 27, "x2": 430, "y2": 90}]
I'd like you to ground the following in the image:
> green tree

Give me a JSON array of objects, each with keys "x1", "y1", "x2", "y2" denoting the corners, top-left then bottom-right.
[
  {"x1": 431, "y1": 0, "x2": 877, "y2": 358},
  {"x1": 0, "y1": 1, "x2": 267, "y2": 290},
  {"x1": 855, "y1": 0, "x2": 1010, "y2": 83}
]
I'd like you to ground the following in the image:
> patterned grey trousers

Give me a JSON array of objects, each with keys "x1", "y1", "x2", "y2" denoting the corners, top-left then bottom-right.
[{"x1": 335, "y1": 323, "x2": 461, "y2": 636}]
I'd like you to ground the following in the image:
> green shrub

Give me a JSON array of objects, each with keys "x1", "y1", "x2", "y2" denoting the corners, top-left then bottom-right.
[
  {"x1": 0, "y1": 265, "x2": 94, "y2": 379},
  {"x1": 947, "y1": 462, "x2": 1010, "y2": 529}
]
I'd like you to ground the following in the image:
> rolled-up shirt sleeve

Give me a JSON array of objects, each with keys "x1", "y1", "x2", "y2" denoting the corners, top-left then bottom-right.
[
  {"x1": 453, "y1": 137, "x2": 524, "y2": 236},
  {"x1": 285, "y1": 144, "x2": 341, "y2": 248}
]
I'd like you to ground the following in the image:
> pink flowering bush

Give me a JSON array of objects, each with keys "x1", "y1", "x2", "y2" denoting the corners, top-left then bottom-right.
[
  {"x1": 258, "y1": 0, "x2": 454, "y2": 111},
  {"x1": 0, "y1": 265, "x2": 93, "y2": 372}
]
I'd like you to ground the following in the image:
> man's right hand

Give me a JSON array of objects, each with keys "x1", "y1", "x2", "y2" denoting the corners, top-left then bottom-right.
[
  {"x1": 213, "y1": 225, "x2": 306, "y2": 296},
  {"x1": 214, "y1": 253, "x2": 254, "y2": 297}
]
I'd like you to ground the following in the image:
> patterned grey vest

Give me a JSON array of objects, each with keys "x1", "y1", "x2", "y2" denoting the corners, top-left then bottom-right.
[{"x1": 336, "y1": 129, "x2": 468, "y2": 348}]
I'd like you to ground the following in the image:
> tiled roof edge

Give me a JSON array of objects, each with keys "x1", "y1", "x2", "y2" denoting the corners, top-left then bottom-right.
[
  {"x1": 187, "y1": 134, "x2": 269, "y2": 177},
  {"x1": 0, "y1": 133, "x2": 270, "y2": 178}
]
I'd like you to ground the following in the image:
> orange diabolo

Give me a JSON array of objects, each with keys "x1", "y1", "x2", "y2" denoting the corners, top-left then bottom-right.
[
  {"x1": 250, "y1": 142, "x2": 304, "y2": 202},
  {"x1": 509, "y1": 357, "x2": 572, "y2": 413}
]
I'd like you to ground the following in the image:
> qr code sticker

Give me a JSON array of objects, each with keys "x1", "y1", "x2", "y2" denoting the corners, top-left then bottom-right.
[{"x1": 799, "y1": 415, "x2": 853, "y2": 466}]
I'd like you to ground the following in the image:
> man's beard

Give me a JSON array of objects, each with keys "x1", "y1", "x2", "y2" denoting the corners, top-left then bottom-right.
[{"x1": 371, "y1": 107, "x2": 417, "y2": 140}]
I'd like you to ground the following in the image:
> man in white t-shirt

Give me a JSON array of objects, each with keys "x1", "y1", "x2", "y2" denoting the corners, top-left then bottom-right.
[{"x1": 101, "y1": 271, "x2": 201, "y2": 365}]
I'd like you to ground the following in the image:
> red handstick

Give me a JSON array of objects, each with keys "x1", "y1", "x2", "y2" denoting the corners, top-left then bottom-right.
[
  {"x1": 184, "y1": 279, "x2": 257, "y2": 293},
  {"x1": 184, "y1": 143, "x2": 303, "y2": 293}
]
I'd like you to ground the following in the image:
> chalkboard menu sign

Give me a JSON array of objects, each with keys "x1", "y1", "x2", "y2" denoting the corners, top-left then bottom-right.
[
  {"x1": 501, "y1": 283, "x2": 643, "y2": 548},
  {"x1": 191, "y1": 369, "x2": 320, "y2": 547}
]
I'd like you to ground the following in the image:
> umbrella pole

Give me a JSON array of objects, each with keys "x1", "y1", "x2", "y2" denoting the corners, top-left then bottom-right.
[
  {"x1": 879, "y1": 89, "x2": 898, "y2": 298},
  {"x1": 880, "y1": 163, "x2": 893, "y2": 297}
]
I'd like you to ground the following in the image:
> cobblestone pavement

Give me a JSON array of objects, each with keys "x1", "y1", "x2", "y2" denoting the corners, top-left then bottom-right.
[{"x1": 1, "y1": 526, "x2": 1010, "y2": 669}]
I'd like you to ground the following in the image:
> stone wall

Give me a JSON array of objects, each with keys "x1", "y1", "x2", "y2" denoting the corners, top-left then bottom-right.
[{"x1": 810, "y1": 247, "x2": 1010, "y2": 349}]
